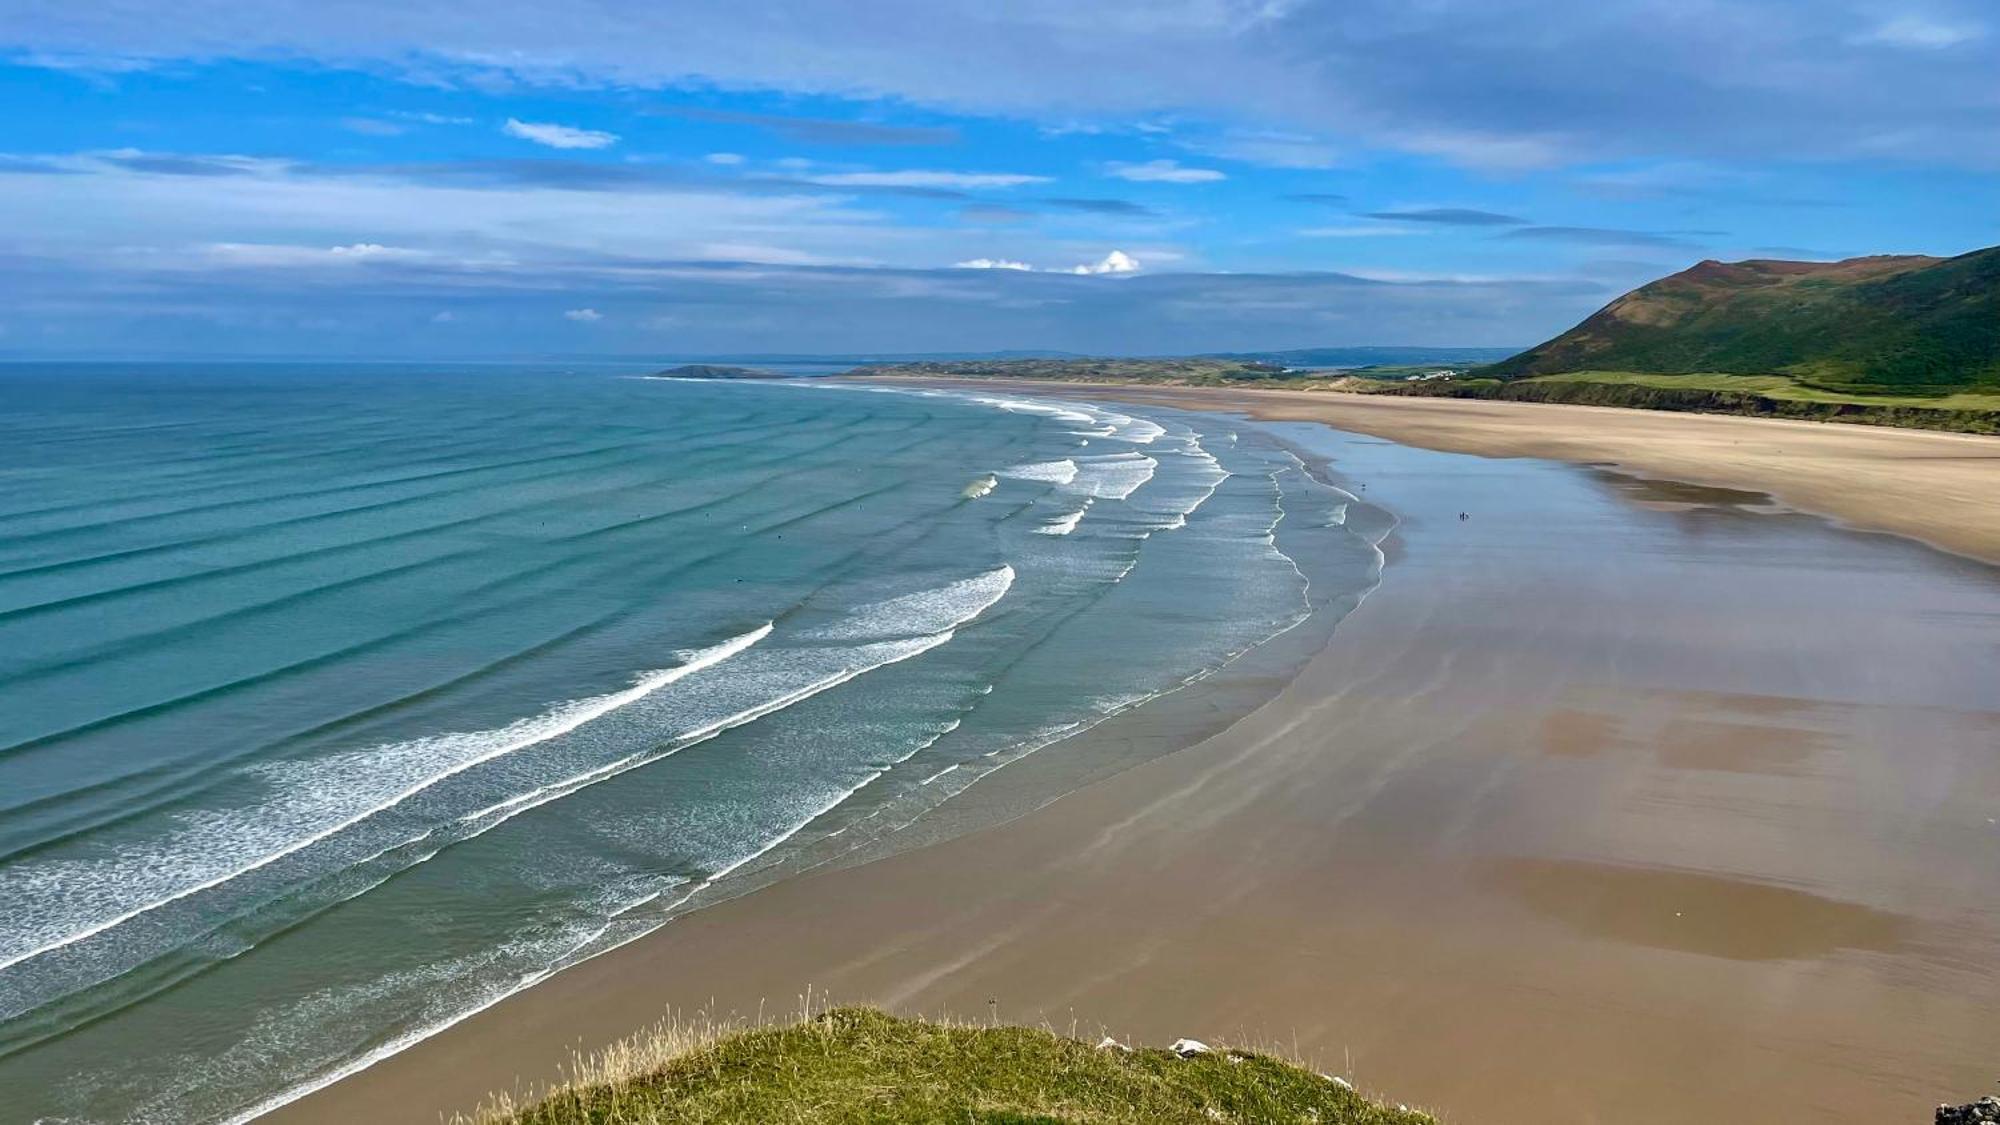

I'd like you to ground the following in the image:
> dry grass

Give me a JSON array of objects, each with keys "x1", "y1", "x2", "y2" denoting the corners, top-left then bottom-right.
[{"x1": 455, "y1": 996, "x2": 1436, "y2": 1125}]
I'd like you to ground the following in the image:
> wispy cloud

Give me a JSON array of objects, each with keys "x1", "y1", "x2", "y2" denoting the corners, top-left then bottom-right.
[
  {"x1": 502, "y1": 118, "x2": 619, "y2": 150},
  {"x1": 663, "y1": 108, "x2": 959, "y2": 146},
  {"x1": 1502, "y1": 226, "x2": 1698, "y2": 248},
  {"x1": 1362, "y1": 208, "x2": 1526, "y2": 226},
  {"x1": 340, "y1": 117, "x2": 407, "y2": 137},
  {"x1": 1180, "y1": 129, "x2": 1339, "y2": 169},
  {"x1": 1038, "y1": 197, "x2": 1156, "y2": 216},
  {"x1": 1853, "y1": 15, "x2": 1984, "y2": 49},
  {"x1": 1106, "y1": 159, "x2": 1225, "y2": 183},
  {"x1": 563, "y1": 307, "x2": 603, "y2": 321},
  {"x1": 949, "y1": 250, "x2": 1141, "y2": 274},
  {"x1": 1300, "y1": 225, "x2": 1429, "y2": 238},
  {"x1": 801, "y1": 169, "x2": 1050, "y2": 189}
]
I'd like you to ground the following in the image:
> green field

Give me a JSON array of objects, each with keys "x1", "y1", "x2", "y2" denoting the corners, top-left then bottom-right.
[
  {"x1": 466, "y1": 1007, "x2": 1433, "y2": 1125},
  {"x1": 1520, "y1": 371, "x2": 2000, "y2": 410}
]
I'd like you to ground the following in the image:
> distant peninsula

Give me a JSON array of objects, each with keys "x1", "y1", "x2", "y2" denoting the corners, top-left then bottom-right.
[
  {"x1": 649, "y1": 364, "x2": 780, "y2": 380},
  {"x1": 843, "y1": 246, "x2": 2000, "y2": 434}
]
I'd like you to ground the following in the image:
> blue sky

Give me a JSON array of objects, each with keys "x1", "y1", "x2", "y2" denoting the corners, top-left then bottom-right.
[{"x1": 3, "y1": 0, "x2": 1997, "y2": 356}]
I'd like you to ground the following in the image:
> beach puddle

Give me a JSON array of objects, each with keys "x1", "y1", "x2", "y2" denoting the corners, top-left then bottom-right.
[
  {"x1": 1655, "y1": 718, "x2": 1823, "y2": 775},
  {"x1": 1585, "y1": 469, "x2": 1787, "y2": 513},
  {"x1": 1483, "y1": 857, "x2": 1912, "y2": 962},
  {"x1": 1538, "y1": 708, "x2": 1626, "y2": 758}
]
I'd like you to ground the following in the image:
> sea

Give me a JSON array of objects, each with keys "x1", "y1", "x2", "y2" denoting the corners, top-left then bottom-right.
[{"x1": 0, "y1": 363, "x2": 1386, "y2": 1122}]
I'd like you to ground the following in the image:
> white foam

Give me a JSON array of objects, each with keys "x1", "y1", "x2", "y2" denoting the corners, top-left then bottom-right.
[
  {"x1": 800, "y1": 566, "x2": 1015, "y2": 643},
  {"x1": 997, "y1": 459, "x2": 1078, "y2": 485},
  {"x1": 1068, "y1": 452, "x2": 1157, "y2": 500},
  {"x1": 0, "y1": 625, "x2": 773, "y2": 974},
  {"x1": 1036, "y1": 507, "x2": 1089, "y2": 536}
]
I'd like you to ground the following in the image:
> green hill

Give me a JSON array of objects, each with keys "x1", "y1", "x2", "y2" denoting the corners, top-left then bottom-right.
[
  {"x1": 1487, "y1": 246, "x2": 2000, "y2": 393},
  {"x1": 463, "y1": 1007, "x2": 1433, "y2": 1125}
]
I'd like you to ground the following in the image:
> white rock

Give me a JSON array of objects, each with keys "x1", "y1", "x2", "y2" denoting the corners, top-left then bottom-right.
[
  {"x1": 1095, "y1": 1036, "x2": 1130, "y2": 1052},
  {"x1": 1170, "y1": 1037, "x2": 1213, "y2": 1057},
  {"x1": 1321, "y1": 1073, "x2": 1354, "y2": 1090}
]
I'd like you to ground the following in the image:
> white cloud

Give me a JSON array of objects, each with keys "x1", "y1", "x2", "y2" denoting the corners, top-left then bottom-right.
[
  {"x1": 705, "y1": 152, "x2": 746, "y2": 165},
  {"x1": 1105, "y1": 159, "x2": 1225, "y2": 183},
  {"x1": 1069, "y1": 249, "x2": 1140, "y2": 274},
  {"x1": 503, "y1": 118, "x2": 619, "y2": 150},
  {"x1": 1853, "y1": 15, "x2": 1983, "y2": 49},
  {"x1": 803, "y1": 169, "x2": 1051, "y2": 188},
  {"x1": 954, "y1": 257, "x2": 1034, "y2": 270},
  {"x1": 563, "y1": 307, "x2": 604, "y2": 321},
  {"x1": 198, "y1": 242, "x2": 430, "y2": 267}
]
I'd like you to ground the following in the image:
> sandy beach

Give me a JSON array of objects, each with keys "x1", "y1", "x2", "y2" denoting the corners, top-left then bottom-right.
[
  {"x1": 883, "y1": 379, "x2": 2000, "y2": 567},
  {"x1": 273, "y1": 390, "x2": 2000, "y2": 1125}
]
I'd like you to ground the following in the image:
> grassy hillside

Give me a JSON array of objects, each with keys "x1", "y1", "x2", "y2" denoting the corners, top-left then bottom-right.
[
  {"x1": 1488, "y1": 246, "x2": 2000, "y2": 392},
  {"x1": 463, "y1": 1007, "x2": 1434, "y2": 1125}
]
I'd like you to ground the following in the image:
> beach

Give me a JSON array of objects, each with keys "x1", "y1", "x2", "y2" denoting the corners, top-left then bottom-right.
[{"x1": 270, "y1": 387, "x2": 2000, "y2": 1125}]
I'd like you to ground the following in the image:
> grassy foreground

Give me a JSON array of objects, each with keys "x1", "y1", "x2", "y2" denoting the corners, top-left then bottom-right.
[{"x1": 462, "y1": 1006, "x2": 1435, "y2": 1125}]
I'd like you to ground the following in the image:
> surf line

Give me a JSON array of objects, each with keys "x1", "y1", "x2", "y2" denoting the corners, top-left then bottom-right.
[{"x1": 0, "y1": 624, "x2": 774, "y2": 975}]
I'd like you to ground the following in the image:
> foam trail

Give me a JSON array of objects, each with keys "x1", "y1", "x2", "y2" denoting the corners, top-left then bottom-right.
[{"x1": 0, "y1": 624, "x2": 773, "y2": 974}]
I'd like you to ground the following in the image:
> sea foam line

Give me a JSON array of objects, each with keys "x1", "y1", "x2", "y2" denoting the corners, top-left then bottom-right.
[
  {"x1": 0, "y1": 624, "x2": 774, "y2": 975},
  {"x1": 221, "y1": 574, "x2": 1021, "y2": 1123}
]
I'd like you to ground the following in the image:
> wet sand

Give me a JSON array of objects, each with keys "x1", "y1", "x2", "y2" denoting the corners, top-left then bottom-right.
[
  {"x1": 878, "y1": 379, "x2": 2000, "y2": 566},
  {"x1": 274, "y1": 400, "x2": 2000, "y2": 1125}
]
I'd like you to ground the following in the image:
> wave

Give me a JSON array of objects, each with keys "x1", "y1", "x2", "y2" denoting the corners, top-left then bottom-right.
[
  {"x1": 1068, "y1": 453, "x2": 1158, "y2": 500},
  {"x1": 0, "y1": 625, "x2": 774, "y2": 975},
  {"x1": 997, "y1": 459, "x2": 1078, "y2": 485},
  {"x1": 799, "y1": 566, "x2": 1014, "y2": 643},
  {"x1": 1035, "y1": 505, "x2": 1090, "y2": 536}
]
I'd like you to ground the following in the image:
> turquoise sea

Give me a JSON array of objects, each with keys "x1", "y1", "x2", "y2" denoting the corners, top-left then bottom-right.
[{"x1": 0, "y1": 365, "x2": 1385, "y2": 1122}]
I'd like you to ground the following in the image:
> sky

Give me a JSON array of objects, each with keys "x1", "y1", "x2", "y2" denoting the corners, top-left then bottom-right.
[{"x1": 3, "y1": 0, "x2": 1997, "y2": 357}]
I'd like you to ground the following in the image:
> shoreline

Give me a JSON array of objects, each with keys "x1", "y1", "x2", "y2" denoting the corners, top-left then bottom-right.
[
  {"x1": 858, "y1": 376, "x2": 2000, "y2": 567},
  {"x1": 271, "y1": 391, "x2": 2000, "y2": 1125}
]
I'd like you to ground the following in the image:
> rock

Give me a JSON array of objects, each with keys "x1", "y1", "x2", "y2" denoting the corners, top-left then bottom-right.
[
  {"x1": 1936, "y1": 1096, "x2": 2000, "y2": 1124},
  {"x1": 1169, "y1": 1038, "x2": 1212, "y2": 1057},
  {"x1": 1094, "y1": 1036, "x2": 1130, "y2": 1052},
  {"x1": 1321, "y1": 1073, "x2": 1354, "y2": 1090}
]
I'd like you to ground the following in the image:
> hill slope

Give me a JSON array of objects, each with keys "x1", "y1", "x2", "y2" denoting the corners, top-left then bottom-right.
[
  {"x1": 1488, "y1": 247, "x2": 2000, "y2": 392},
  {"x1": 466, "y1": 1007, "x2": 1433, "y2": 1125}
]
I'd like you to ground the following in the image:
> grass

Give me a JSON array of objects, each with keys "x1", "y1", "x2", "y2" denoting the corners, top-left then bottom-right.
[
  {"x1": 1518, "y1": 370, "x2": 2000, "y2": 409},
  {"x1": 459, "y1": 1005, "x2": 1436, "y2": 1125}
]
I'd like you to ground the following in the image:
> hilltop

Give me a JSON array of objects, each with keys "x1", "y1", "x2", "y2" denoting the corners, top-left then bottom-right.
[
  {"x1": 463, "y1": 1007, "x2": 1433, "y2": 1125},
  {"x1": 1487, "y1": 247, "x2": 2000, "y2": 393}
]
